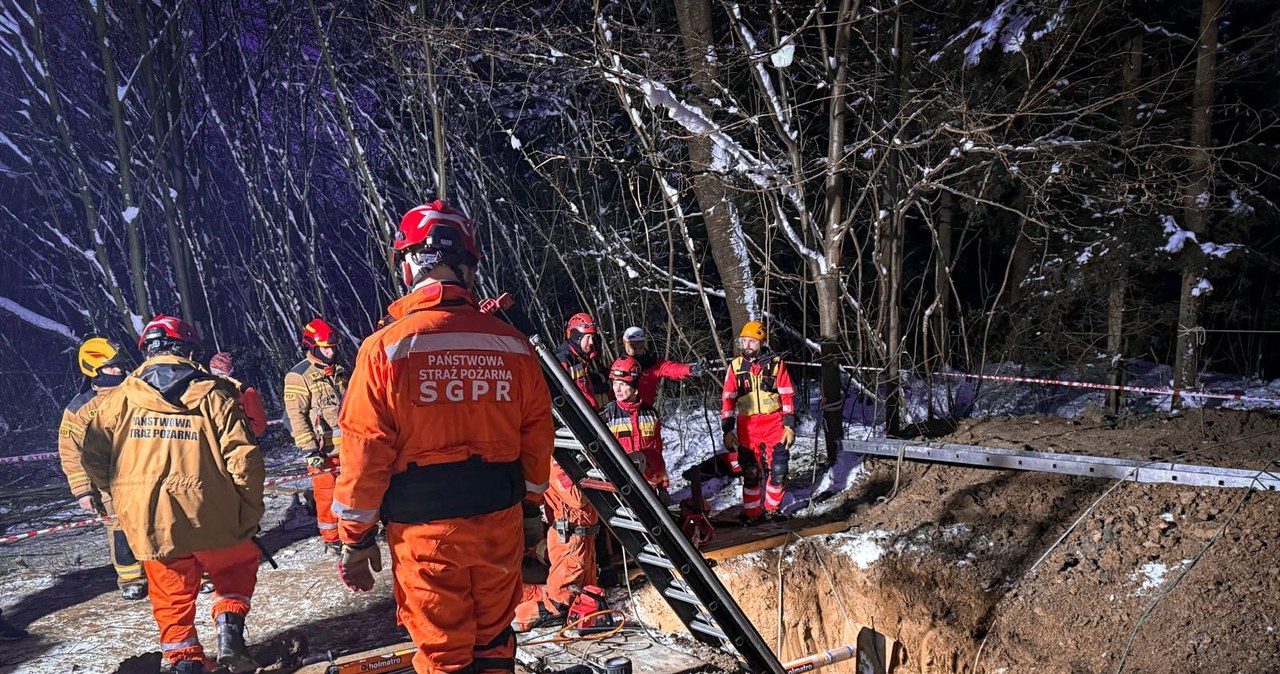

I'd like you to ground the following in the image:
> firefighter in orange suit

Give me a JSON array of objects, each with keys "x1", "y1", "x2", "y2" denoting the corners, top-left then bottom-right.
[
  {"x1": 333, "y1": 200, "x2": 553, "y2": 674},
  {"x1": 721, "y1": 321, "x2": 796, "y2": 524},
  {"x1": 58, "y1": 337, "x2": 146, "y2": 599},
  {"x1": 81, "y1": 316, "x2": 264, "y2": 674},
  {"x1": 284, "y1": 319, "x2": 347, "y2": 554},
  {"x1": 512, "y1": 446, "x2": 600, "y2": 632}
]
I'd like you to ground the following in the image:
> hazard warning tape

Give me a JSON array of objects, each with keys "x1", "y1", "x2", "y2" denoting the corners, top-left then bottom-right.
[
  {"x1": 0, "y1": 467, "x2": 340, "y2": 546},
  {"x1": 263, "y1": 466, "x2": 339, "y2": 488},
  {"x1": 0, "y1": 515, "x2": 113, "y2": 545},
  {"x1": 931, "y1": 371, "x2": 1280, "y2": 406},
  {"x1": 0, "y1": 452, "x2": 61, "y2": 465}
]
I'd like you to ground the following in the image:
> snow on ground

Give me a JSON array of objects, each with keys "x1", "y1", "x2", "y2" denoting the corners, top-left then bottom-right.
[
  {"x1": 829, "y1": 530, "x2": 892, "y2": 570},
  {"x1": 3, "y1": 361, "x2": 1278, "y2": 672}
]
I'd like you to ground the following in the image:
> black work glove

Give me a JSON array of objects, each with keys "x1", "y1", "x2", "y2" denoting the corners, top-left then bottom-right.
[{"x1": 687, "y1": 361, "x2": 705, "y2": 377}]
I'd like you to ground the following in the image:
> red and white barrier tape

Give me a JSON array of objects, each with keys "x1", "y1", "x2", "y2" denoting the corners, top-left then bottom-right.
[
  {"x1": 264, "y1": 466, "x2": 339, "y2": 488},
  {"x1": 0, "y1": 452, "x2": 60, "y2": 465},
  {"x1": 0, "y1": 515, "x2": 113, "y2": 545},
  {"x1": 931, "y1": 371, "x2": 1280, "y2": 406},
  {"x1": 0, "y1": 468, "x2": 340, "y2": 546}
]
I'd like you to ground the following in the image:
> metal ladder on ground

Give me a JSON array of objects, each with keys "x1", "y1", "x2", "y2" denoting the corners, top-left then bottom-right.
[{"x1": 528, "y1": 334, "x2": 785, "y2": 674}]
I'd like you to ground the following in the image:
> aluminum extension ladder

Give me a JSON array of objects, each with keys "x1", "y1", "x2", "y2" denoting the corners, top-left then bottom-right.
[{"x1": 528, "y1": 334, "x2": 785, "y2": 674}]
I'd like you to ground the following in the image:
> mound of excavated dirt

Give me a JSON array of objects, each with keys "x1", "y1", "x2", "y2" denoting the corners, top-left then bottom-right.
[{"x1": 634, "y1": 409, "x2": 1280, "y2": 673}]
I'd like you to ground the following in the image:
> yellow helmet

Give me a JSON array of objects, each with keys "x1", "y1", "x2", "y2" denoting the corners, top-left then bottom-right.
[
  {"x1": 77, "y1": 337, "x2": 128, "y2": 378},
  {"x1": 739, "y1": 321, "x2": 766, "y2": 341}
]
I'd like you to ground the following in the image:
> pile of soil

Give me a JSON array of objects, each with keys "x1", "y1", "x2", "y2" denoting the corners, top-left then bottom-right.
[{"x1": 634, "y1": 408, "x2": 1280, "y2": 673}]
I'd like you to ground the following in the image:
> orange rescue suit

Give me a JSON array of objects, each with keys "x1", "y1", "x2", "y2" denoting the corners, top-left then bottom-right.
[{"x1": 335, "y1": 281, "x2": 553, "y2": 674}]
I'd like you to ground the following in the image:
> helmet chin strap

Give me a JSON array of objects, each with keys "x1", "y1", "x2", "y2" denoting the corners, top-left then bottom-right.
[
  {"x1": 402, "y1": 250, "x2": 440, "y2": 289},
  {"x1": 405, "y1": 250, "x2": 473, "y2": 292}
]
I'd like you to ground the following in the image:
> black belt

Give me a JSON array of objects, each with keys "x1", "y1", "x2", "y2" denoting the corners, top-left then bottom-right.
[{"x1": 383, "y1": 457, "x2": 523, "y2": 523}]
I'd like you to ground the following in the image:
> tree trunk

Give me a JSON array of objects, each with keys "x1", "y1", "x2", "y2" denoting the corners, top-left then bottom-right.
[
  {"x1": 416, "y1": 1, "x2": 449, "y2": 200},
  {"x1": 307, "y1": 0, "x2": 395, "y2": 285},
  {"x1": 25, "y1": 0, "x2": 133, "y2": 335},
  {"x1": 134, "y1": 2, "x2": 198, "y2": 324},
  {"x1": 879, "y1": 13, "x2": 911, "y2": 438},
  {"x1": 86, "y1": 0, "x2": 149, "y2": 319},
  {"x1": 1172, "y1": 0, "x2": 1221, "y2": 403},
  {"x1": 674, "y1": 0, "x2": 756, "y2": 336},
  {"x1": 925, "y1": 190, "x2": 954, "y2": 419},
  {"x1": 932, "y1": 190, "x2": 953, "y2": 368},
  {"x1": 1108, "y1": 29, "x2": 1144, "y2": 414},
  {"x1": 818, "y1": 0, "x2": 856, "y2": 462}
]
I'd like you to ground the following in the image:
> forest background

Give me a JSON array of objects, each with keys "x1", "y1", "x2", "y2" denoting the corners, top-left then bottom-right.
[{"x1": 1, "y1": 0, "x2": 1277, "y2": 443}]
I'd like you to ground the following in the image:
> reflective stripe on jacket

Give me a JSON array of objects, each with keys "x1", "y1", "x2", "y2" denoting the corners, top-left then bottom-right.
[
  {"x1": 283, "y1": 357, "x2": 346, "y2": 454},
  {"x1": 58, "y1": 388, "x2": 115, "y2": 498},
  {"x1": 333, "y1": 281, "x2": 554, "y2": 544},
  {"x1": 600, "y1": 400, "x2": 666, "y2": 488}
]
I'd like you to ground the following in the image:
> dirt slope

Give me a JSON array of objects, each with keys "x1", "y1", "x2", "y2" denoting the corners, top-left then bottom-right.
[{"x1": 637, "y1": 409, "x2": 1280, "y2": 673}]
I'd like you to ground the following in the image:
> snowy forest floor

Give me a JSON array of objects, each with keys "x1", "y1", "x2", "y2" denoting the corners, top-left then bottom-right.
[{"x1": 2, "y1": 364, "x2": 1280, "y2": 673}]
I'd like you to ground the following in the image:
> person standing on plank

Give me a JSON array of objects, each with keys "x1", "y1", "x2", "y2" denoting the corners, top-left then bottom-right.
[{"x1": 721, "y1": 321, "x2": 796, "y2": 525}]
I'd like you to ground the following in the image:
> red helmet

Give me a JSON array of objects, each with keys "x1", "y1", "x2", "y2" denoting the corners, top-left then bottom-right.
[
  {"x1": 302, "y1": 319, "x2": 342, "y2": 348},
  {"x1": 138, "y1": 315, "x2": 202, "y2": 351},
  {"x1": 565, "y1": 313, "x2": 597, "y2": 338},
  {"x1": 608, "y1": 357, "x2": 642, "y2": 386},
  {"x1": 395, "y1": 200, "x2": 480, "y2": 264}
]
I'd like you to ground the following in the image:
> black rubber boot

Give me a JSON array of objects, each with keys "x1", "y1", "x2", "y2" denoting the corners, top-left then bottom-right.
[
  {"x1": 215, "y1": 612, "x2": 258, "y2": 673},
  {"x1": 172, "y1": 660, "x2": 205, "y2": 674},
  {"x1": 0, "y1": 610, "x2": 28, "y2": 641},
  {"x1": 120, "y1": 582, "x2": 148, "y2": 600}
]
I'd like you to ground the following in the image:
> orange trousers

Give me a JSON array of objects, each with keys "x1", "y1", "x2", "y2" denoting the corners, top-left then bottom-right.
[
  {"x1": 388, "y1": 504, "x2": 522, "y2": 674},
  {"x1": 142, "y1": 539, "x2": 259, "y2": 664},
  {"x1": 310, "y1": 457, "x2": 340, "y2": 543},
  {"x1": 514, "y1": 464, "x2": 597, "y2": 629}
]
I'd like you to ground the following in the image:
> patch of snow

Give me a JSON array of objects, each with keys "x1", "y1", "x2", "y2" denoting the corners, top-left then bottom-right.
[
  {"x1": 1228, "y1": 190, "x2": 1254, "y2": 215},
  {"x1": 0, "y1": 130, "x2": 30, "y2": 163},
  {"x1": 122, "y1": 206, "x2": 140, "y2": 224},
  {"x1": 1132, "y1": 561, "x2": 1171, "y2": 595},
  {"x1": 1200, "y1": 241, "x2": 1239, "y2": 258},
  {"x1": 1190, "y1": 278, "x2": 1212, "y2": 297},
  {"x1": 0, "y1": 296, "x2": 78, "y2": 341},
  {"x1": 508, "y1": 133, "x2": 522, "y2": 150},
  {"x1": 1160, "y1": 214, "x2": 1196, "y2": 253},
  {"x1": 771, "y1": 43, "x2": 795, "y2": 68},
  {"x1": 832, "y1": 529, "x2": 893, "y2": 569}
]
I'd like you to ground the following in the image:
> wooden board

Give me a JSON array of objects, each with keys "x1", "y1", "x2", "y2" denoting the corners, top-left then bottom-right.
[
  {"x1": 516, "y1": 629, "x2": 707, "y2": 674},
  {"x1": 700, "y1": 518, "x2": 849, "y2": 561},
  {"x1": 294, "y1": 641, "x2": 416, "y2": 674}
]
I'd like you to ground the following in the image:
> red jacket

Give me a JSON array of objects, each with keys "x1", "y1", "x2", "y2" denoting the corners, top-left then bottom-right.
[
  {"x1": 216, "y1": 374, "x2": 268, "y2": 439},
  {"x1": 636, "y1": 359, "x2": 692, "y2": 407},
  {"x1": 600, "y1": 399, "x2": 666, "y2": 488},
  {"x1": 239, "y1": 385, "x2": 268, "y2": 439},
  {"x1": 555, "y1": 340, "x2": 603, "y2": 409}
]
